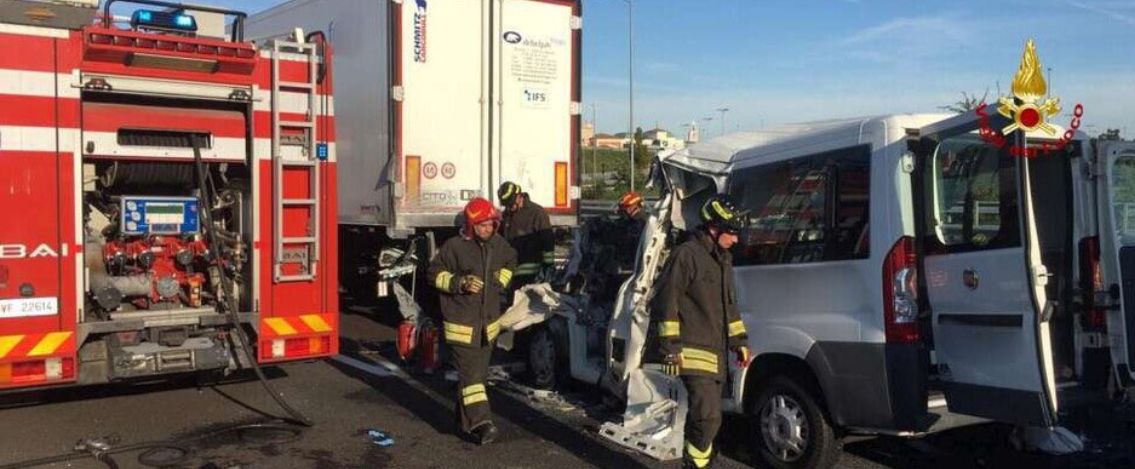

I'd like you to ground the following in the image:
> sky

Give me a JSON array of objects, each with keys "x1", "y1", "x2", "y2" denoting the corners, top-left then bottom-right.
[{"x1": 194, "y1": 0, "x2": 1135, "y2": 139}]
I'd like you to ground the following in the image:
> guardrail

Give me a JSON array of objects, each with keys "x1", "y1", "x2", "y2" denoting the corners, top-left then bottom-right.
[{"x1": 579, "y1": 199, "x2": 659, "y2": 216}]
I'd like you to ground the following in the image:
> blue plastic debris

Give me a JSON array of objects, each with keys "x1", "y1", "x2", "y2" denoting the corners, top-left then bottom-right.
[{"x1": 367, "y1": 429, "x2": 394, "y2": 447}]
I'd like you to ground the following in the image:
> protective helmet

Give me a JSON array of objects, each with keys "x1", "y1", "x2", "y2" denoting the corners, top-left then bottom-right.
[
  {"x1": 463, "y1": 197, "x2": 501, "y2": 235},
  {"x1": 617, "y1": 191, "x2": 644, "y2": 213},
  {"x1": 497, "y1": 181, "x2": 522, "y2": 207},
  {"x1": 699, "y1": 194, "x2": 745, "y2": 233}
]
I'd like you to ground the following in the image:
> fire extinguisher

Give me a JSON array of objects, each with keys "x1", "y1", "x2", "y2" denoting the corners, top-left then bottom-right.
[
  {"x1": 397, "y1": 320, "x2": 417, "y2": 361},
  {"x1": 418, "y1": 318, "x2": 440, "y2": 373}
]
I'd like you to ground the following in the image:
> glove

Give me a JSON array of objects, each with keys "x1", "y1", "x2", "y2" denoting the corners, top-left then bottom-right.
[
  {"x1": 734, "y1": 346, "x2": 752, "y2": 368},
  {"x1": 661, "y1": 354, "x2": 682, "y2": 376},
  {"x1": 460, "y1": 275, "x2": 485, "y2": 294}
]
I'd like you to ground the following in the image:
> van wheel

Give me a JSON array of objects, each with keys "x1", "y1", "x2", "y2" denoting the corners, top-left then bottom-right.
[
  {"x1": 749, "y1": 376, "x2": 840, "y2": 469},
  {"x1": 526, "y1": 326, "x2": 560, "y2": 389}
]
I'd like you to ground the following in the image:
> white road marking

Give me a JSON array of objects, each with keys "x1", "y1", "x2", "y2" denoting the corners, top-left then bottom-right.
[{"x1": 332, "y1": 354, "x2": 405, "y2": 378}]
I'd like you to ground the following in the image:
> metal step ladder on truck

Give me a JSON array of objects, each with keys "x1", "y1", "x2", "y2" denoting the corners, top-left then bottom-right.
[
  {"x1": 245, "y1": 0, "x2": 582, "y2": 357},
  {"x1": 0, "y1": 0, "x2": 339, "y2": 392}
]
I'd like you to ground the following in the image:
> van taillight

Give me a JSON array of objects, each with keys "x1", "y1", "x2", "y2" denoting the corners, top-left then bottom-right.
[
  {"x1": 884, "y1": 236, "x2": 920, "y2": 343},
  {"x1": 1079, "y1": 236, "x2": 1106, "y2": 329}
]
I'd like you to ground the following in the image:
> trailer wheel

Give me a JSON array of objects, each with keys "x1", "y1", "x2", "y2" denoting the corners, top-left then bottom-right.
[
  {"x1": 526, "y1": 325, "x2": 562, "y2": 389},
  {"x1": 749, "y1": 376, "x2": 841, "y2": 469}
]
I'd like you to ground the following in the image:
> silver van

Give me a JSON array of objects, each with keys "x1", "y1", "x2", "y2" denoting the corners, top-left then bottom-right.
[{"x1": 607, "y1": 112, "x2": 1126, "y2": 468}]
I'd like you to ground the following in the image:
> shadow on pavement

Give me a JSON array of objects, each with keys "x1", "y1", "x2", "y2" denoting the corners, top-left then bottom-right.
[
  {"x1": 0, "y1": 367, "x2": 291, "y2": 410},
  {"x1": 332, "y1": 335, "x2": 654, "y2": 469}
]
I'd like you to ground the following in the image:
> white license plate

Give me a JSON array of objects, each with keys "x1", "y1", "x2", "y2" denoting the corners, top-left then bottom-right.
[{"x1": 0, "y1": 297, "x2": 59, "y2": 318}]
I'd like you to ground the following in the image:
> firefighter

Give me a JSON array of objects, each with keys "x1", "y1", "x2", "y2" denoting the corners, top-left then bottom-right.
[
  {"x1": 651, "y1": 194, "x2": 752, "y2": 469},
  {"x1": 428, "y1": 197, "x2": 518, "y2": 445},
  {"x1": 497, "y1": 181, "x2": 555, "y2": 285},
  {"x1": 609, "y1": 190, "x2": 649, "y2": 273},
  {"x1": 617, "y1": 191, "x2": 649, "y2": 224}
]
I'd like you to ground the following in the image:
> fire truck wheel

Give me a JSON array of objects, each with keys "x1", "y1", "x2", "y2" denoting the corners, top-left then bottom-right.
[
  {"x1": 749, "y1": 376, "x2": 841, "y2": 469},
  {"x1": 526, "y1": 325, "x2": 563, "y2": 390}
]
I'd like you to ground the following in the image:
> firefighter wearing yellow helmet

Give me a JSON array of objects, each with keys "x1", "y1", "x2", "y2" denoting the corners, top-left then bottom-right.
[{"x1": 651, "y1": 194, "x2": 752, "y2": 468}]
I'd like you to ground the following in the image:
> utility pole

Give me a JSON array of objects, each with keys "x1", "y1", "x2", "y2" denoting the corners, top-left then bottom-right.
[
  {"x1": 716, "y1": 107, "x2": 729, "y2": 136},
  {"x1": 591, "y1": 102, "x2": 598, "y2": 190},
  {"x1": 624, "y1": 0, "x2": 635, "y2": 192}
]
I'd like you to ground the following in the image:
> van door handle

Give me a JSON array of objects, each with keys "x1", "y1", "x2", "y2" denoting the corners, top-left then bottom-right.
[
  {"x1": 963, "y1": 268, "x2": 979, "y2": 290},
  {"x1": 1031, "y1": 264, "x2": 1052, "y2": 287}
]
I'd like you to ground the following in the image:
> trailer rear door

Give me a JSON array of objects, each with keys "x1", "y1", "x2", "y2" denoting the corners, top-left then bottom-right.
[
  {"x1": 493, "y1": 0, "x2": 579, "y2": 223},
  {"x1": 395, "y1": 0, "x2": 489, "y2": 221}
]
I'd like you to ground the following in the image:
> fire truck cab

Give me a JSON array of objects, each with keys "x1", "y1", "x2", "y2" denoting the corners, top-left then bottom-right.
[{"x1": 0, "y1": 0, "x2": 338, "y2": 391}]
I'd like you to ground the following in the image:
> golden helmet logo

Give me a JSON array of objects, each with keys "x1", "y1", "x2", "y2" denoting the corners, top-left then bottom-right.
[
  {"x1": 976, "y1": 39, "x2": 1085, "y2": 158},
  {"x1": 998, "y1": 40, "x2": 1061, "y2": 135}
]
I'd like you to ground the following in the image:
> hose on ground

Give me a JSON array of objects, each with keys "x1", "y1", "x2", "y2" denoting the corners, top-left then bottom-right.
[{"x1": 191, "y1": 137, "x2": 314, "y2": 428}]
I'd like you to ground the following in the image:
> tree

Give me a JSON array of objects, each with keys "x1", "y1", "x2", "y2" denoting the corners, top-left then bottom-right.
[
  {"x1": 940, "y1": 90, "x2": 989, "y2": 114},
  {"x1": 632, "y1": 126, "x2": 651, "y2": 180},
  {"x1": 1099, "y1": 129, "x2": 1122, "y2": 141}
]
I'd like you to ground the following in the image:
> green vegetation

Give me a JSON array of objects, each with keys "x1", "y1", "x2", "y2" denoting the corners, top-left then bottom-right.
[{"x1": 579, "y1": 147, "x2": 658, "y2": 200}]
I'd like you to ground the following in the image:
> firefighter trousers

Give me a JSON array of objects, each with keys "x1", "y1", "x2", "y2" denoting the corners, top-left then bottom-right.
[
  {"x1": 683, "y1": 375, "x2": 723, "y2": 468},
  {"x1": 450, "y1": 338, "x2": 494, "y2": 434}
]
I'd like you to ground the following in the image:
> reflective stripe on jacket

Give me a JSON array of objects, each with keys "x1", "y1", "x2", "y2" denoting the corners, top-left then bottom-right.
[
  {"x1": 428, "y1": 233, "x2": 518, "y2": 346},
  {"x1": 651, "y1": 231, "x2": 748, "y2": 378},
  {"x1": 501, "y1": 197, "x2": 555, "y2": 273}
]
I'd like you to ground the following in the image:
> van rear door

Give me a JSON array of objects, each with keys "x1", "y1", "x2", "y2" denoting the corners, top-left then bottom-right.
[
  {"x1": 1094, "y1": 141, "x2": 1135, "y2": 383},
  {"x1": 913, "y1": 116, "x2": 1059, "y2": 426}
]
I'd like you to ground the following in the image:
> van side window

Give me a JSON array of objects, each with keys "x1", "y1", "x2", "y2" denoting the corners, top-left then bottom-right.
[
  {"x1": 924, "y1": 134, "x2": 1020, "y2": 253},
  {"x1": 729, "y1": 144, "x2": 871, "y2": 266}
]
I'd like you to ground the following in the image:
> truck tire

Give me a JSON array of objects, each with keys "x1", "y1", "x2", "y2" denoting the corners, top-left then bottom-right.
[{"x1": 749, "y1": 376, "x2": 841, "y2": 469}]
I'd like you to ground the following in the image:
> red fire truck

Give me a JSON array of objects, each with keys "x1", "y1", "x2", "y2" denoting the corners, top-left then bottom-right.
[{"x1": 0, "y1": 0, "x2": 338, "y2": 391}]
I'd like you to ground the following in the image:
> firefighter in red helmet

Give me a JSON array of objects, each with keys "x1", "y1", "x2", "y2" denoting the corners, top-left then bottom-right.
[{"x1": 428, "y1": 197, "x2": 517, "y2": 445}]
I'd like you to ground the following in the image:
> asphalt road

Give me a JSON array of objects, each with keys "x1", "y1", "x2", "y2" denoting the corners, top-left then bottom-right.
[{"x1": 1, "y1": 302, "x2": 1133, "y2": 468}]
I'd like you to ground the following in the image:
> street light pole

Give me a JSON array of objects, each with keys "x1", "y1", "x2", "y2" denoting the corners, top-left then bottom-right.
[
  {"x1": 591, "y1": 102, "x2": 598, "y2": 191},
  {"x1": 622, "y1": 0, "x2": 635, "y2": 192},
  {"x1": 702, "y1": 117, "x2": 714, "y2": 139},
  {"x1": 716, "y1": 107, "x2": 729, "y2": 136}
]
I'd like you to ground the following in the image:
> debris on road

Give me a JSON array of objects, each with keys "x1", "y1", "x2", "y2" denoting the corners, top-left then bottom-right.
[
  {"x1": 367, "y1": 429, "x2": 395, "y2": 447},
  {"x1": 1010, "y1": 425, "x2": 1084, "y2": 455},
  {"x1": 599, "y1": 368, "x2": 687, "y2": 461}
]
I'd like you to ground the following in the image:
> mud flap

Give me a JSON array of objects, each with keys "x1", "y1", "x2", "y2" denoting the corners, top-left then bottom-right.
[{"x1": 598, "y1": 367, "x2": 687, "y2": 461}]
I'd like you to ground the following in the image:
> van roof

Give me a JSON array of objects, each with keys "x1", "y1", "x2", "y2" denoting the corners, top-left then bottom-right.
[{"x1": 662, "y1": 113, "x2": 953, "y2": 174}]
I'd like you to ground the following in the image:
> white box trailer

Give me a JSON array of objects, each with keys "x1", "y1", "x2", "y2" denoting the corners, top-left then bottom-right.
[{"x1": 246, "y1": 0, "x2": 581, "y2": 232}]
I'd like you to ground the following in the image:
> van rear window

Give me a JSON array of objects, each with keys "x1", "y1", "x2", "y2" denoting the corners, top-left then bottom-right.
[
  {"x1": 728, "y1": 144, "x2": 871, "y2": 266},
  {"x1": 924, "y1": 134, "x2": 1020, "y2": 253}
]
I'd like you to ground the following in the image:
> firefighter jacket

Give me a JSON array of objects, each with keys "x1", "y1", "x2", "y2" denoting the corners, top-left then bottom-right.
[
  {"x1": 500, "y1": 197, "x2": 554, "y2": 277},
  {"x1": 651, "y1": 231, "x2": 748, "y2": 379},
  {"x1": 429, "y1": 233, "x2": 518, "y2": 347}
]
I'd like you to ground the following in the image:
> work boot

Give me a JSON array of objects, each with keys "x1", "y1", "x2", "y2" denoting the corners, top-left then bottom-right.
[{"x1": 471, "y1": 422, "x2": 498, "y2": 446}]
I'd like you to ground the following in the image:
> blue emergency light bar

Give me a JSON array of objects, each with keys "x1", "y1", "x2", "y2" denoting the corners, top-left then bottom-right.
[{"x1": 130, "y1": 9, "x2": 198, "y2": 32}]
